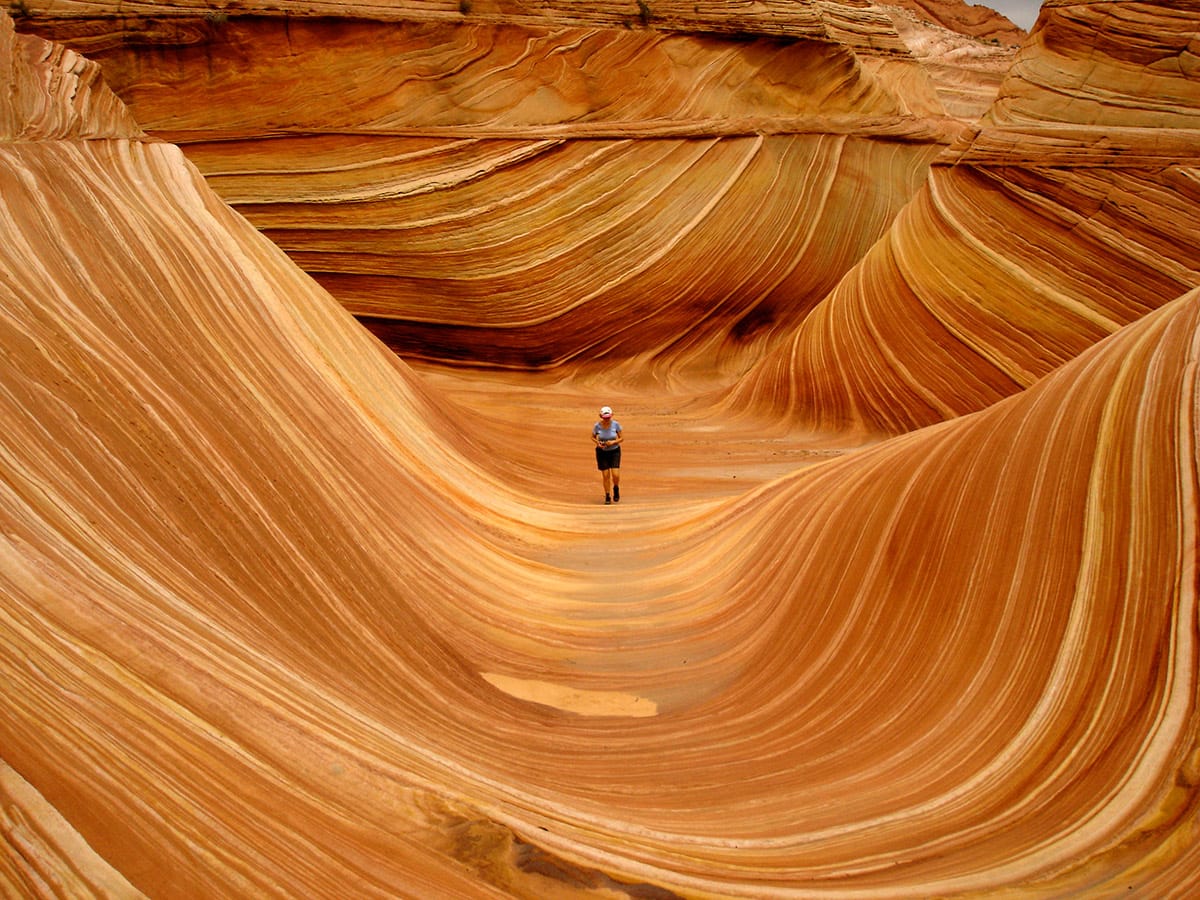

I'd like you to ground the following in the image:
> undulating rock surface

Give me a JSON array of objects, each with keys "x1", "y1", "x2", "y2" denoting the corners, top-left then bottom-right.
[
  {"x1": 15, "y1": 0, "x2": 1013, "y2": 378},
  {"x1": 732, "y1": 0, "x2": 1200, "y2": 435},
  {"x1": 6, "y1": 2, "x2": 1200, "y2": 898}
]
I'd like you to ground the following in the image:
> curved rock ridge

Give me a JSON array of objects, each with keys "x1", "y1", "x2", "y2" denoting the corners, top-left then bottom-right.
[
  {"x1": 13, "y1": 2, "x2": 1009, "y2": 375},
  {"x1": 210, "y1": 131, "x2": 940, "y2": 378},
  {"x1": 64, "y1": 18, "x2": 927, "y2": 135},
  {"x1": 6, "y1": 10, "x2": 1200, "y2": 897},
  {"x1": 0, "y1": 99, "x2": 519, "y2": 900},
  {"x1": 731, "y1": 0, "x2": 1200, "y2": 435}
]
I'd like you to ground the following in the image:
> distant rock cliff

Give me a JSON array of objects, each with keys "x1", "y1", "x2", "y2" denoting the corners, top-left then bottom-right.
[{"x1": 890, "y1": 0, "x2": 1027, "y2": 43}]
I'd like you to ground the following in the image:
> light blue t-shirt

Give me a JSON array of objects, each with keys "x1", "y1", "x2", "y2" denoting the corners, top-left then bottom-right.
[{"x1": 593, "y1": 420, "x2": 622, "y2": 443}]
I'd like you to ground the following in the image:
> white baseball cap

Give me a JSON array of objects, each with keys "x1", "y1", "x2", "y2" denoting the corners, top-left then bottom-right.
[{"x1": 599, "y1": 406, "x2": 612, "y2": 418}]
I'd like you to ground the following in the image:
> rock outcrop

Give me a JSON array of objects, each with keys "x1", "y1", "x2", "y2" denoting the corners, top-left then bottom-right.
[
  {"x1": 14, "y1": 0, "x2": 1013, "y2": 379},
  {"x1": 731, "y1": 0, "x2": 1200, "y2": 435},
  {"x1": 885, "y1": 4, "x2": 1019, "y2": 119},
  {"x1": 0, "y1": 8, "x2": 140, "y2": 140},
  {"x1": 890, "y1": 0, "x2": 1027, "y2": 43}
]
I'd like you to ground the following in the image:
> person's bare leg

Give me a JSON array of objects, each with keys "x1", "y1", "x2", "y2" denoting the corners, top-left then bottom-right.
[
  {"x1": 602, "y1": 469, "x2": 613, "y2": 501},
  {"x1": 611, "y1": 468, "x2": 620, "y2": 502}
]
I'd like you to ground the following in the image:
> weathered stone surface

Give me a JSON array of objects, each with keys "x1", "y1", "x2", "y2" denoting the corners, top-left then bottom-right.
[
  {"x1": 6, "y1": 3, "x2": 1200, "y2": 898},
  {"x1": 0, "y1": 11, "x2": 140, "y2": 139},
  {"x1": 886, "y1": 5, "x2": 1018, "y2": 119}
]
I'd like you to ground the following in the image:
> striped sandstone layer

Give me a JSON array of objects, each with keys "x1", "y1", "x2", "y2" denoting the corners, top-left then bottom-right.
[
  {"x1": 5, "y1": 7, "x2": 1200, "y2": 898},
  {"x1": 14, "y1": 0, "x2": 1012, "y2": 379},
  {"x1": 731, "y1": 0, "x2": 1200, "y2": 435}
]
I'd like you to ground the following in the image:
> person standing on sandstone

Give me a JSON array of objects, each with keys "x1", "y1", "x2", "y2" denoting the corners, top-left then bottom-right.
[{"x1": 592, "y1": 405, "x2": 623, "y2": 504}]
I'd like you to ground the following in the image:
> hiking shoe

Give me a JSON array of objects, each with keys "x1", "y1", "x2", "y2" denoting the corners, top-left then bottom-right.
[
  {"x1": 613, "y1": 485, "x2": 620, "y2": 502},
  {"x1": 605, "y1": 494, "x2": 612, "y2": 504}
]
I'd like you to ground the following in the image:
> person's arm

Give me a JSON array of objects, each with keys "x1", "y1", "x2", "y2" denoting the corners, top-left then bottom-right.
[
  {"x1": 592, "y1": 426, "x2": 602, "y2": 447},
  {"x1": 610, "y1": 425, "x2": 623, "y2": 447}
]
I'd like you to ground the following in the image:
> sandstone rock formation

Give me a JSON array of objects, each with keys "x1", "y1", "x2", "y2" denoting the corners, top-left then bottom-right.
[
  {"x1": 6, "y1": 2, "x2": 1200, "y2": 898},
  {"x1": 0, "y1": 9, "x2": 140, "y2": 140},
  {"x1": 885, "y1": 5, "x2": 1018, "y2": 119},
  {"x1": 890, "y1": 0, "x2": 1026, "y2": 43},
  {"x1": 731, "y1": 0, "x2": 1200, "y2": 435},
  {"x1": 15, "y1": 0, "x2": 1013, "y2": 380}
]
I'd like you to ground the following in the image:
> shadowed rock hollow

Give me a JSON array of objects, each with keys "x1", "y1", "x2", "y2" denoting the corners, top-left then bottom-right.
[{"x1": 5, "y1": 2, "x2": 1200, "y2": 898}]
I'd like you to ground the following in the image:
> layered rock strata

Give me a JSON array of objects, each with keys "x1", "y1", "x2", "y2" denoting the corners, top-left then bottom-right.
[
  {"x1": 14, "y1": 0, "x2": 1011, "y2": 378},
  {"x1": 5, "y1": 9, "x2": 1200, "y2": 898},
  {"x1": 732, "y1": 0, "x2": 1200, "y2": 435},
  {"x1": 6, "y1": 0, "x2": 1020, "y2": 40}
]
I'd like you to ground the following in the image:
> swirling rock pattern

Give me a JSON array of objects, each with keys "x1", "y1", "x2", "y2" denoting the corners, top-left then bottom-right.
[
  {"x1": 6, "y1": 3, "x2": 1200, "y2": 899},
  {"x1": 733, "y1": 0, "x2": 1200, "y2": 435},
  {"x1": 16, "y1": 1, "x2": 1008, "y2": 376}
]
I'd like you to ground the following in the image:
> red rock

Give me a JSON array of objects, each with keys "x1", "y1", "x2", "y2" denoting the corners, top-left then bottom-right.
[
  {"x1": 733, "y1": 0, "x2": 1200, "y2": 435},
  {"x1": 889, "y1": 0, "x2": 1027, "y2": 44},
  {"x1": 5, "y1": 4, "x2": 1200, "y2": 898}
]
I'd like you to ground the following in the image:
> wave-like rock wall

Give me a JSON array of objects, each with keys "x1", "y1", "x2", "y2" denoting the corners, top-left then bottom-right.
[
  {"x1": 15, "y1": 1, "x2": 1009, "y2": 379},
  {"x1": 731, "y1": 0, "x2": 1200, "y2": 435},
  {"x1": 5, "y1": 7, "x2": 1200, "y2": 897}
]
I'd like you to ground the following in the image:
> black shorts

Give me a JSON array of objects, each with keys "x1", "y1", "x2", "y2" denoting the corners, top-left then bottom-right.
[{"x1": 596, "y1": 446, "x2": 621, "y2": 471}]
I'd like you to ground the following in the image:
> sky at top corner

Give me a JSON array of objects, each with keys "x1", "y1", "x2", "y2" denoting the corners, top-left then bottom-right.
[{"x1": 981, "y1": 0, "x2": 1042, "y2": 31}]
